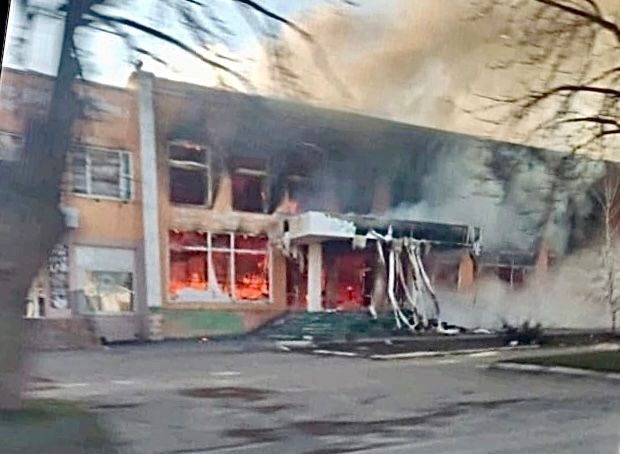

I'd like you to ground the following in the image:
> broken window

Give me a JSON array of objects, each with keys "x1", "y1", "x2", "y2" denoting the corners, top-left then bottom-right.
[
  {"x1": 234, "y1": 235, "x2": 269, "y2": 301},
  {"x1": 430, "y1": 261, "x2": 459, "y2": 290},
  {"x1": 169, "y1": 231, "x2": 269, "y2": 302},
  {"x1": 71, "y1": 146, "x2": 132, "y2": 200},
  {"x1": 169, "y1": 231, "x2": 208, "y2": 295},
  {"x1": 323, "y1": 243, "x2": 373, "y2": 310},
  {"x1": 231, "y1": 156, "x2": 268, "y2": 213},
  {"x1": 83, "y1": 271, "x2": 134, "y2": 313},
  {"x1": 169, "y1": 142, "x2": 211, "y2": 205},
  {"x1": 496, "y1": 266, "x2": 527, "y2": 289},
  {"x1": 285, "y1": 150, "x2": 324, "y2": 212}
]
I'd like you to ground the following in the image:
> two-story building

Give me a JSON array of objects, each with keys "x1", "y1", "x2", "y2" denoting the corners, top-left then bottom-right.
[{"x1": 0, "y1": 67, "x2": 607, "y2": 343}]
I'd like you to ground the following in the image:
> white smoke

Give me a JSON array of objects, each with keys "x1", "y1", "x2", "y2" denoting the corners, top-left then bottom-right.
[
  {"x1": 252, "y1": 0, "x2": 617, "y2": 327},
  {"x1": 383, "y1": 141, "x2": 605, "y2": 255},
  {"x1": 439, "y1": 247, "x2": 615, "y2": 330}
]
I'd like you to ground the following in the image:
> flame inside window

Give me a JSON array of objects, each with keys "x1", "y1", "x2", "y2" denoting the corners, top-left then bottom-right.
[{"x1": 169, "y1": 231, "x2": 269, "y2": 302}]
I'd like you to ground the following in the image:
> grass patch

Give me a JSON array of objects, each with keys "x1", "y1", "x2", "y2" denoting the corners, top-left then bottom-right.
[
  {"x1": 0, "y1": 399, "x2": 116, "y2": 453},
  {"x1": 512, "y1": 351, "x2": 620, "y2": 373}
]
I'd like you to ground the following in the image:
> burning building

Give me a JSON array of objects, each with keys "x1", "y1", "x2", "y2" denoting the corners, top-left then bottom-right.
[{"x1": 0, "y1": 67, "x2": 616, "y2": 342}]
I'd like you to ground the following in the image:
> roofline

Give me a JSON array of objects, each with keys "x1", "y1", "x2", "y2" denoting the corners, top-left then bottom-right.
[
  {"x1": 1, "y1": 65, "x2": 135, "y2": 95},
  {"x1": 144, "y1": 71, "x2": 581, "y2": 159}
]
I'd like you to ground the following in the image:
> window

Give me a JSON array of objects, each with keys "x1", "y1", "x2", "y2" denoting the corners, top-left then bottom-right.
[
  {"x1": 84, "y1": 271, "x2": 134, "y2": 313},
  {"x1": 284, "y1": 150, "x2": 323, "y2": 212},
  {"x1": 72, "y1": 146, "x2": 132, "y2": 200},
  {"x1": 169, "y1": 143, "x2": 211, "y2": 205},
  {"x1": 74, "y1": 246, "x2": 136, "y2": 314},
  {"x1": 496, "y1": 266, "x2": 527, "y2": 289},
  {"x1": 231, "y1": 156, "x2": 268, "y2": 213},
  {"x1": 169, "y1": 231, "x2": 269, "y2": 302},
  {"x1": 0, "y1": 132, "x2": 22, "y2": 162}
]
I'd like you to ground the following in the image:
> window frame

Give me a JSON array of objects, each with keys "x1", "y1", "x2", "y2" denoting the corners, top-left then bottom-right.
[
  {"x1": 169, "y1": 231, "x2": 271, "y2": 303},
  {"x1": 168, "y1": 140, "x2": 213, "y2": 207},
  {"x1": 71, "y1": 145, "x2": 133, "y2": 201}
]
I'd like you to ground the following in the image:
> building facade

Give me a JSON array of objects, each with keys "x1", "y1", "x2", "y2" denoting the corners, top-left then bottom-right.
[{"x1": 1, "y1": 68, "x2": 595, "y2": 343}]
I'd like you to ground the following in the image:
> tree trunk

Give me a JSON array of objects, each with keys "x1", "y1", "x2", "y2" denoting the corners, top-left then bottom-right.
[{"x1": 0, "y1": 0, "x2": 84, "y2": 409}]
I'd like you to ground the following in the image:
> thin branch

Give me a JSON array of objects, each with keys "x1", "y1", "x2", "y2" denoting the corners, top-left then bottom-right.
[
  {"x1": 183, "y1": 0, "x2": 310, "y2": 39},
  {"x1": 86, "y1": 9, "x2": 249, "y2": 85},
  {"x1": 233, "y1": 0, "x2": 311, "y2": 40},
  {"x1": 557, "y1": 116, "x2": 620, "y2": 127},
  {"x1": 534, "y1": 0, "x2": 620, "y2": 41},
  {"x1": 523, "y1": 84, "x2": 620, "y2": 108}
]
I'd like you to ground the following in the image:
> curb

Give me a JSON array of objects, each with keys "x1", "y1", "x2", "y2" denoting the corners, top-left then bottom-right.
[
  {"x1": 368, "y1": 345, "x2": 539, "y2": 361},
  {"x1": 488, "y1": 361, "x2": 620, "y2": 381},
  {"x1": 281, "y1": 344, "x2": 539, "y2": 360}
]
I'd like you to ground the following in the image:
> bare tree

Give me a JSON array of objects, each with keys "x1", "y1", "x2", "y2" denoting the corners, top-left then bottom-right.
[
  {"x1": 0, "y1": 0, "x2": 317, "y2": 409},
  {"x1": 465, "y1": 0, "x2": 620, "y2": 268},
  {"x1": 593, "y1": 170, "x2": 620, "y2": 331},
  {"x1": 471, "y1": 0, "x2": 620, "y2": 153}
]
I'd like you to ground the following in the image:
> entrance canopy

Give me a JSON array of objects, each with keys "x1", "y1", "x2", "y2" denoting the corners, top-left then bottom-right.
[{"x1": 281, "y1": 211, "x2": 481, "y2": 252}]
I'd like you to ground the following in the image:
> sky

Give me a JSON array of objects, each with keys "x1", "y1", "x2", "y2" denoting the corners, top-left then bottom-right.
[{"x1": 3, "y1": 0, "x2": 341, "y2": 87}]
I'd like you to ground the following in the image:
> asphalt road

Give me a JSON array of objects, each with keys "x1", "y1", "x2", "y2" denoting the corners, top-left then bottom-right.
[{"x1": 28, "y1": 341, "x2": 620, "y2": 453}]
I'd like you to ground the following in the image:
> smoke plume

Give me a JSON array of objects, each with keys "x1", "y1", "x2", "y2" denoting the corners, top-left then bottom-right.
[{"x1": 249, "y1": 0, "x2": 620, "y2": 327}]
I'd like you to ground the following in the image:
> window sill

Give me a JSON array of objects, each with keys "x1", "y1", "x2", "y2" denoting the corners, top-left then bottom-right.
[{"x1": 69, "y1": 192, "x2": 133, "y2": 203}]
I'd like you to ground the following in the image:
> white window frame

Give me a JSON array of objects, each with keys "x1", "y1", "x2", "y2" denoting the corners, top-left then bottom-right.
[
  {"x1": 168, "y1": 141, "x2": 213, "y2": 206},
  {"x1": 171, "y1": 231, "x2": 270, "y2": 303},
  {"x1": 72, "y1": 145, "x2": 133, "y2": 201}
]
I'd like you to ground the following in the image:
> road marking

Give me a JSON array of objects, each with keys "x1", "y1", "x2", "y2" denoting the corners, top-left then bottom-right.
[
  {"x1": 313, "y1": 349, "x2": 359, "y2": 357},
  {"x1": 468, "y1": 351, "x2": 499, "y2": 358},
  {"x1": 60, "y1": 382, "x2": 89, "y2": 388},
  {"x1": 209, "y1": 371, "x2": 241, "y2": 377}
]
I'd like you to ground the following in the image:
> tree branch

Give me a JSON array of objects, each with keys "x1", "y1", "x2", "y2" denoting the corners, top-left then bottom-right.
[
  {"x1": 233, "y1": 0, "x2": 311, "y2": 39},
  {"x1": 183, "y1": 0, "x2": 310, "y2": 39},
  {"x1": 524, "y1": 84, "x2": 620, "y2": 108},
  {"x1": 86, "y1": 9, "x2": 248, "y2": 84},
  {"x1": 534, "y1": 0, "x2": 620, "y2": 41}
]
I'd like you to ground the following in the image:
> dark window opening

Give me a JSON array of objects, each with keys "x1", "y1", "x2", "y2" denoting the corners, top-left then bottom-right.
[
  {"x1": 231, "y1": 156, "x2": 267, "y2": 213},
  {"x1": 170, "y1": 168, "x2": 206, "y2": 205},
  {"x1": 169, "y1": 143, "x2": 210, "y2": 206},
  {"x1": 431, "y1": 262, "x2": 459, "y2": 290},
  {"x1": 496, "y1": 266, "x2": 527, "y2": 289}
]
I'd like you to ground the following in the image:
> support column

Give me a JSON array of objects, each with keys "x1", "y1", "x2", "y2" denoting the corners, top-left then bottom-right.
[
  {"x1": 307, "y1": 243, "x2": 323, "y2": 312},
  {"x1": 457, "y1": 252, "x2": 475, "y2": 292},
  {"x1": 137, "y1": 71, "x2": 163, "y2": 310}
]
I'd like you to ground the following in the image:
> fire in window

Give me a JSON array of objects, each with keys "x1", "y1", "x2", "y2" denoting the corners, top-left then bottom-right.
[
  {"x1": 169, "y1": 143, "x2": 211, "y2": 205},
  {"x1": 234, "y1": 235, "x2": 269, "y2": 301},
  {"x1": 231, "y1": 156, "x2": 268, "y2": 213},
  {"x1": 169, "y1": 231, "x2": 269, "y2": 302},
  {"x1": 72, "y1": 146, "x2": 132, "y2": 200}
]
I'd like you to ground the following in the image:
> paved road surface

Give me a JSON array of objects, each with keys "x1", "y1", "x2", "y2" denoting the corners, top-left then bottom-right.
[{"x1": 29, "y1": 341, "x2": 620, "y2": 453}]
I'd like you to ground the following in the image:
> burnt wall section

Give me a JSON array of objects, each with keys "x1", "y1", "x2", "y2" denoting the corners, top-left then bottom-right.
[{"x1": 153, "y1": 76, "x2": 610, "y2": 260}]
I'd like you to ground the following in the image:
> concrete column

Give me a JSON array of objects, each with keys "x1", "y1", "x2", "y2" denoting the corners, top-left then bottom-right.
[
  {"x1": 307, "y1": 243, "x2": 323, "y2": 312},
  {"x1": 457, "y1": 252, "x2": 475, "y2": 292},
  {"x1": 137, "y1": 71, "x2": 163, "y2": 309}
]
